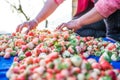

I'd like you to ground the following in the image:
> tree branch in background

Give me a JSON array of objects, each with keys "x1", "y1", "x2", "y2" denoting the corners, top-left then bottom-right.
[
  {"x1": 5, "y1": 0, "x2": 48, "y2": 28},
  {"x1": 5, "y1": 0, "x2": 30, "y2": 21}
]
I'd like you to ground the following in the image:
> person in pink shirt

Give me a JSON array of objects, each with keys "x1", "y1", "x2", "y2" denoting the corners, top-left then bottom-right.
[
  {"x1": 58, "y1": 0, "x2": 120, "y2": 41},
  {"x1": 16, "y1": 0, "x2": 106, "y2": 38}
]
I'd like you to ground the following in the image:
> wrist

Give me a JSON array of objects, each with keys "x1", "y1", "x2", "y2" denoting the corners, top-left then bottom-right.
[
  {"x1": 78, "y1": 18, "x2": 85, "y2": 28},
  {"x1": 76, "y1": 19, "x2": 84, "y2": 28},
  {"x1": 33, "y1": 19, "x2": 39, "y2": 25}
]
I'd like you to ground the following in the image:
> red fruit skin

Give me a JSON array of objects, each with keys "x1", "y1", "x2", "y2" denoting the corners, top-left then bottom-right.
[
  {"x1": 68, "y1": 46, "x2": 74, "y2": 54},
  {"x1": 15, "y1": 39, "x2": 26, "y2": 47},
  {"x1": 49, "y1": 52, "x2": 59, "y2": 60},
  {"x1": 71, "y1": 67, "x2": 81, "y2": 74},
  {"x1": 100, "y1": 59, "x2": 113, "y2": 70},
  {"x1": 0, "y1": 47, "x2": 3, "y2": 52},
  {"x1": 12, "y1": 32, "x2": 16, "y2": 36},
  {"x1": 28, "y1": 31, "x2": 35, "y2": 36},
  {"x1": 108, "y1": 70, "x2": 117, "y2": 80},
  {"x1": 21, "y1": 45, "x2": 27, "y2": 51},
  {"x1": 33, "y1": 57, "x2": 40, "y2": 64},
  {"x1": 79, "y1": 54, "x2": 87, "y2": 60},
  {"x1": 99, "y1": 55, "x2": 104, "y2": 62},
  {"x1": 86, "y1": 36, "x2": 93, "y2": 40},
  {"x1": 101, "y1": 71, "x2": 106, "y2": 76},
  {"x1": 45, "y1": 57, "x2": 52, "y2": 64},
  {"x1": 19, "y1": 65, "x2": 26, "y2": 70},
  {"x1": 23, "y1": 35, "x2": 29, "y2": 40},
  {"x1": 47, "y1": 68, "x2": 55, "y2": 74},
  {"x1": 76, "y1": 36, "x2": 80, "y2": 40},
  {"x1": 14, "y1": 57, "x2": 19, "y2": 62},
  {"x1": 46, "y1": 73, "x2": 54, "y2": 80},
  {"x1": 92, "y1": 62, "x2": 102, "y2": 70},
  {"x1": 63, "y1": 33, "x2": 69, "y2": 40},
  {"x1": 36, "y1": 48, "x2": 41, "y2": 54},
  {"x1": 106, "y1": 43, "x2": 116, "y2": 51},
  {"x1": 56, "y1": 73, "x2": 65, "y2": 80},
  {"x1": 4, "y1": 52, "x2": 10, "y2": 59},
  {"x1": 54, "y1": 66, "x2": 61, "y2": 73},
  {"x1": 29, "y1": 66, "x2": 39, "y2": 72},
  {"x1": 99, "y1": 55, "x2": 113, "y2": 70},
  {"x1": 60, "y1": 69, "x2": 69, "y2": 77},
  {"x1": 82, "y1": 37, "x2": 88, "y2": 42},
  {"x1": 40, "y1": 47, "x2": 48, "y2": 53},
  {"x1": 67, "y1": 76, "x2": 76, "y2": 80},
  {"x1": 33, "y1": 48, "x2": 41, "y2": 57},
  {"x1": 52, "y1": 33, "x2": 58, "y2": 38},
  {"x1": 25, "y1": 51, "x2": 32, "y2": 57},
  {"x1": 12, "y1": 66, "x2": 20, "y2": 74},
  {"x1": 16, "y1": 74, "x2": 26, "y2": 80},
  {"x1": 25, "y1": 57, "x2": 33, "y2": 65},
  {"x1": 39, "y1": 35, "x2": 46, "y2": 41}
]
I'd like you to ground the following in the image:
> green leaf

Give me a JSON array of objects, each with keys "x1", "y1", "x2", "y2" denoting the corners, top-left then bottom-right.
[
  {"x1": 10, "y1": 51, "x2": 16, "y2": 56},
  {"x1": 103, "y1": 51, "x2": 112, "y2": 62},
  {"x1": 94, "y1": 51, "x2": 103, "y2": 56},
  {"x1": 19, "y1": 54, "x2": 25, "y2": 60},
  {"x1": 12, "y1": 62, "x2": 18, "y2": 67},
  {"x1": 85, "y1": 63, "x2": 91, "y2": 70},
  {"x1": 49, "y1": 63, "x2": 54, "y2": 69},
  {"x1": 57, "y1": 63, "x2": 68, "y2": 70},
  {"x1": 101, "y1": 76, "x2": 112, "y2": 80},
  {"x1": 54, "y1": 42, "x2": 62, "y2": 52},
  {"x1": 62, "y1": 63, "x2": 69, "y2": 69},
  {"x1": 70, "y1": 39, "x2": 77, "y2": 46}
]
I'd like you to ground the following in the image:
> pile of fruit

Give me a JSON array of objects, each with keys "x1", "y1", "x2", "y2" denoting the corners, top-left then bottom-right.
[{"x1": 0, "y1": 29, "x2": 120, "y2": 80}]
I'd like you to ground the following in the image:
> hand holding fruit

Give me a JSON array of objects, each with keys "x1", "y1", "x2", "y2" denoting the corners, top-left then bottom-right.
[
  {"x1": 16, "y1": 19, "x2": 38, "y2": 34},
  {"x1": 57, "y1": 19, "x2": 81, "y2": 31}
]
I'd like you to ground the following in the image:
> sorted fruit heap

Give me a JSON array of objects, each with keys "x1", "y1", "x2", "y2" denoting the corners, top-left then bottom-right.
[
  {"x1": 7, "y1": 54, "x2": 120, "y2": 80},
  {"x1": 0, "y1": 29, "x2": 120, "y2": 62},
  {"x1": 0, "y1": 29, "x2": 120, "y2": 80}
]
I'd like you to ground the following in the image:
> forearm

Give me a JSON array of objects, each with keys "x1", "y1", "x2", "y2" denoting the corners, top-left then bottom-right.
[
  {"x1": 77, "y1": 7, "x2": 104, "y2": 28},
  {"x1": 35, "y1": 0, "x2": 59, "y2": 23}
]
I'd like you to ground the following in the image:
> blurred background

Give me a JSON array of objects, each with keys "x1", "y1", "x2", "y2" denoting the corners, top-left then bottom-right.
[{"x1": 0, "y1": 0, "x2": 72, "y2": 33}]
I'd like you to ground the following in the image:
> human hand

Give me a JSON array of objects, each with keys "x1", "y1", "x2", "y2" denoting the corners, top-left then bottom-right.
[
  {"x1": 16, "y1": 19, "x2": 38, "y2": 34},
  {"x1": 56, "y1": 19, "x2": 81, "y2": 31}
]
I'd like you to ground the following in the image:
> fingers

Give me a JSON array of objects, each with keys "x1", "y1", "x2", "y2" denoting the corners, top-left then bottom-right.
[
  {"x1": 16, "y1": 22, "x2": 28, "y2": 33},
  {"x1": 56, "y1": 23, "x2": 67, "y2": 30},
  {"x1": 24, "y1": 25, "x2": 31, "y2": 34},
  {"x1": 16, "y1": 24, "x2": 21, "y2": 32},
  {"x1": 24, "y1": 28, "x2": 29, "y2": 34}
]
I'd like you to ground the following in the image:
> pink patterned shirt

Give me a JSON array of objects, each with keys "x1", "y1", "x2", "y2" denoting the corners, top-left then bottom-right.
[
  {"x1": 54, "y1": 0, "x2": 64, "y2": 5},
  {"x1": 54, "y1": 0, "x2": 120, "y2": 18},
  {"x1": 95, "y1": 0, "x2": 120, "y2": 18},
  {"x1": 54, "y1": 0, "x2": 94, "y2": 16}
]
